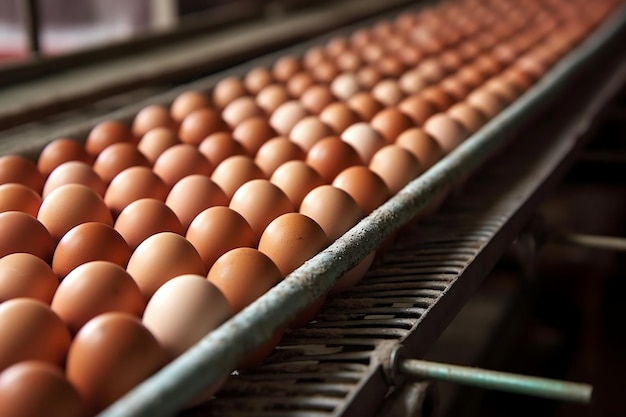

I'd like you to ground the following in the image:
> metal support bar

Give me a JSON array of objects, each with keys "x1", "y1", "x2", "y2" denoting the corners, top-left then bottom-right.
[
  {"x1": 20, "y1": 0, "x2": 40, "y2": 57},
  {"x1": 398, "y1": 359, "x2": 593, "y2": 404},
  {"x1": 553, "y1": 231, "x2": 626, "y2": 252}
]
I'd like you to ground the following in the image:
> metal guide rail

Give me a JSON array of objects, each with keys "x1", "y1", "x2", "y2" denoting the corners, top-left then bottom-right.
[{"x1": 96, "y1": 6, "x2": 626, "y2": 417}]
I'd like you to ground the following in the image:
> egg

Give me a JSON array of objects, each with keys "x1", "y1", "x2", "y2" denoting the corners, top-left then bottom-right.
[
  {"x1": 152, "y1": 144, "x2": 213, "y2": 187},
  {"x1": 272, "y1": 55, "x2": 301, "y2": 82},
  {"x1": 398, "y1": 95, "x2": 437, "y2": 126},
  {"x1": 104, "y1": 166, "x2": 169, "y2": 218},
  {"x1": 303, "y1": 46, "x2": 327, "y2": 69},
  {"x1": 346, "y1": 92, "x2": 384, "y2": 121},
  {"x1": 356, "y1": 65, "x2": 383, "y2": 89},
  {"x1": 232, "y1": 116, "x2": 277, "y2": 156},
  {"x1": 0, "y1": 298, "x2": 71, "y2": 372},
  {"x1": 132, "y1": 105, "x2": 176, "y2": 138},
  {"x1": 256, "y1": 84, "x2": 290, "y2": 114},
  {"x1": 340, "y1": 122, "x2": 387, "y2": 164},
  {"x1": 466, "y1": 88, "x2": 508, "y2": 118},
  {"x1": 93, "y1": 142, "x2": 151, "y2": 184},
  {"x1": 335, "y1": 50, "x2": 362, "y2": 72},
  {"x1": 269, "y1": 101, "x2": 309, "y2": 136},
  {"x1": 37, "y1": 184, "x2": 113, "y2": 243},
  {"x1": 310, "y1": 60, "x2": 339, "y2": 83},
  {"x1": 52, "y1": 222, "x2": 131, "y2": 278},
  {"x1": 254, "y1": 137, "x2": 306, "y2": 176},
  {"x1": 483, "y1": 77, "x2": 521, "y2": 103},
  {"x1": 0, "y1": 361, "x2": 86, "y2": 417},
  {"x1": 306, "y1": 137, "x2": 363, "y2": 183},
  {"x1": 0, "y1": 155, "x2": 44, "y2": 193},
  {"x1": 332, "y1": 166, "x2": 391, "y2": 215},
  {"x1": 42, "y1": 161, "x2": 107, "y2": 198},
  {"x1": 137, "y1": 127, "x2": 181, "y2": 164},
  {"x1": 416, "y1": 58, "x2": 447, "y2": 83},
  {"x1": 456, "y1": 65, "x2": 486, "y2": 89},
  {"x1": 86, "y1": 121, "x2": 135, "y2": 156},
  {"x1": 370, "y1": 108, "x2": 414, "y2": 142},
  {"x1": 447, "y1": 102, "x2": 488, "y2": 134},
  {"x1": 186, "y1": 206, "x2": 257, "y2": 271},
  {"x1": 0, "y1": 183, "x2": 42, "y2": 216},
  {"x1": 198, "y1": 132, "x2": 246, "y2": 167},
  {"x1": 170, "y1": 90, "x2": 211, "y2": 123},
  {"x1": 229, "y1": 179, "x2": 294, "y2": 240},
  {"x1": 420, "y1": 85, "x2": 455, "y2": 112},
  {"x1": 423, "y1": 113, "x2": 468, "y2": 153},
  {"x1": 378, "y1": 55, "x2": 406, "y2": 78},
  {"x1": 269, "y1": 160, "x2": 326, "y2": 209},
  {"x1": 0, "y1": 212, "x2": 54, "y2": 261},
  {"x1": 326, "y1": 37, "x2": 349, "y2": 57},
  {"x1": 331, "y1": 73, "x2": 362, "y2": 101},
  {"x1": 244, "y1": 67, "x2": 274, "y2": 95},
  {"x1": 212, "y1": 77, "x2": 247, "y2": 109},
  {"x1": 127, "y1": 232, "x2": 206, "y2": 301},
  {"x1": 178, "y1": 108, "x2": 227, "y2": 146},
  {"x1": 114, "y1": 198, "x2": 183, "y2": 251},
  {"x1": 289, "y1": 116, "x2": 334, "y2": 152},
  {"x1": 0, "y1": 253, "x2": 58, "y2": 304},
  {"x1": 286, "y1": 72, "x2": 316, "y2": 98},
  {"x1": 142, "y1": 274, "x2": 231, "y2": 359},
  {"x1": 319, "y1": 102, "x2": 361, "y2": 134},
  {"x1": 37, "y1": 138, "x2": 92, "y2": 176},
  {"x1": 372, "y1": 79, "x2": 405, "y2": 106},
  {"x1": 67, "y1": 313, "x2": 167, "y2": 413},
  {"x1": 221, "y1": 96, "x2": 264, "y2": 128},
  {"x1": 165, "y1": 175, "x2": 229, "y2": 232},
  {"x1": 369, "y1": 145, "x2": 423, "y2": 194},
  {"x1": 299, "y1": 85, "x2": 336, "y2": 114},
  {"x1": 398, "y1": 70, "x2": 427, "y2": 95},
  {"x1": 210, "y1": 155, "x2": 265, "y2": 198},
  {"x1": 395, "y1": 128, "x2": 445, "y2": 170}
]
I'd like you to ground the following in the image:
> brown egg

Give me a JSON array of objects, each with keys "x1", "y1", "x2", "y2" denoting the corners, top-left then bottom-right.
[
  {"x1": 416, "y1": 58, "x2": 447, "y2": 83},
  {"x1": 474, "y1": 54, "x2": 503, "y2": 77},
  {"x1": 114, "y1": 198, "x2": 183, "y2": 251},
  {"x1": 347, "y1": 92, "x2": 384, "y2": 121},
  {"x1": 378, "y1": 55, "x2": 406, "y2": 78},
  {"x1": 208, "y1": 247, "x2": 282, "y2": 313},
  {"x1": 0, "y1": 361, "x2": 85, "y2": 417},
  {"x1": 456, "y1": 65, "x2": 486, "y2": 89},
  {"x1": 0, "y1": 253, "x2": 58, "y2": 304},
  {"x1": 178, "y1": 108, "x2": 227, "y2": 146},
  {"x1": 350, "y1": 28, "x2": 372, "y2": 49},
  {"x1": 439, "y1": 50, "x2": 465, "y2": 72},
  {"x1": 483, "y1": 77, "x2": 521, "y2": 103},
  {"x1": 311, "y1": 60, "x2": 339, "y2": 83},
  {"x1": 256, "y1": 84, "x2": 290, "y2": 114},
  {"x1": 269, "y1": 101, "x2": 309, "y2": 136},
  {"x1": 340, "y1": 122, "x2": 387, "y2": 164},
  {"x1": 299, "y1": 84, "x2": 335, "y2": 115},
  {"x1": 330, "y1": 73, "x2": 362, "y2": 101},
  {"x1": 229, "y1": 179, "x2": 294, "y2": 240},
  {"x1": 303, "y1": 46, "x2": 327, "y2": 69},
  {"x1": 492, "y1": 43, "x2": 518, "y2": 66},
  {"x1": 38, "y1": 184, "x2": 113, "y2": 243},
  {"x1": 332, "y1": 166, "x2": 391, "y2": 215},
  {"x1": 395, "y1": 128, "x2": 445, "y2": 170},
  {"x1": 0, "y1": 212, "x2": 54, "y2": 261},
  {"x1": 42, "y1": 161, "x2": 107, "y2": 198},
  {"x1": 370, "y1": 108, "x2": 414, "y2": 142},
  {"x1": 210, "y1": 155, "x2": 265, "y2": 198},
  {"x1": 447, "y1": 102, "x2": 488, "y2": 134},
  {"x1": 319, "y1": 102, "x2": 361, "y2": 134},
  {"x1": 52, "y1": 222, "x2": 131, "y2": 278},
  {"x1": 170, "y1": 90, "x2": 211, "y2": 123},
  {"x1": 232, "y1": 116, "x2": 277, "y2": 156},
  {"x1": 93, "y1": 142, "x2": 151, "y2": 185},
  {"x1": 270, "y1": 160, "x2": 326, "y2": 209},
  {"x1": 244, "y1": 67, "x2": 274, "y2": 95},
  {"x1": 300, "y1": 185, "x2": 363, "y2": 242},
  {"x1": 398, "y1": 70, "x2": 428, "y2": 95},
  {"x1": 198, "y1": 132, "x2": 245, "y2": 167},
  {"x1": 104, "y1": 166, "x2": 169, "y2": 217},
  {"x1": 356, "y1": 65, "x2": 383, "y2": 89},
  {"x1": 127, "y1": 232, "x2": 206, "y2": 301},
  {"x1": 67, "y1": 313, "x2": 167, "y2": 413},
  {"x1": 255, "y1": 137, "x2": 306, "y2": 176},
  {"x1": 361, "y1": 43, "x2": 385, "y2": 63},
  {"x1": 423, "y1": 113, "x2": 468, "y2": 153},
  {"x1": 137, "y1": 127, "x2": 180, "y2": 164},
  {"x1": 0, "y1": 298, "x2": 71, "y2": 372},
  {"x1": 132, "y1": 105, "x2": 176, "y2": 138},
  {"x1": 420, "y1": 86, "x2": 455, "y2": 112},
  {"x1": 289, "y1": 116, "x2": 334, "y2": 152},
  {"x1": 466, "y1": 89, "x2": 507, "y2": 118},
  {"x1": 336, "y1": 50, "x2": 362, "y2": 72},
  {"x1": 397, "y1": 44, "x2": 424, "y2": 67},
  {"x1": 306, "y1": 137, "x2": 363, "y2": 183},
  {"x1": 153, "y1": 144, "x2": 213, "y2": 187},
  {"x1": 286, "y1": 72, "x2": 316, "y2": 98},
  {"x1": 259, "y1": 212, "x2": 328, "y2": 277},
  {"x1": 86, "y1": 121, "x2": 134, "y2": 156},
  {"x1": 37, "y1": 138, "x2": 92, "y2": 176},
  {"x1": 212, "y1": 77, "x2": 247, "y2": 109},
  {"x1": 369, "y1": 145, "x2": 423, "y2": 194},
  {"x1": 440, "y1": 76, "x2": 471, "y2": 101},
  {"x1": 186, "y1": 206, "x2": 257, "y2": 271},
  {"x1": 165, "y1": 175, "x2": 229, "y2": 232},
  {"x1": 326, "y1": 37, "x2": 349, "y2": 57},
  {"x1": 273, "y1": 55, "x2": 301, "y2": 82},
  {"x1": 0, "y1": 183, "x2": 42, "y2": 216},
  {"x1": 501, "y1": 67, "x2": 535, "y2": 93},
  {"x1": 221, "y1": 96, "x2": 264, "y2": 128},
  {"x1": 398, "y1": 95, "x2": 437, "y2": 126},
  {"x1": 372, "y1": 79, "x2": 405, "y2": 107},
  {"x1": 51, "y1": 261, "x2": 144, "y2": 333},
  {"x1": 0, "y1": 155, "x2": 44, "y2": 193}
]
